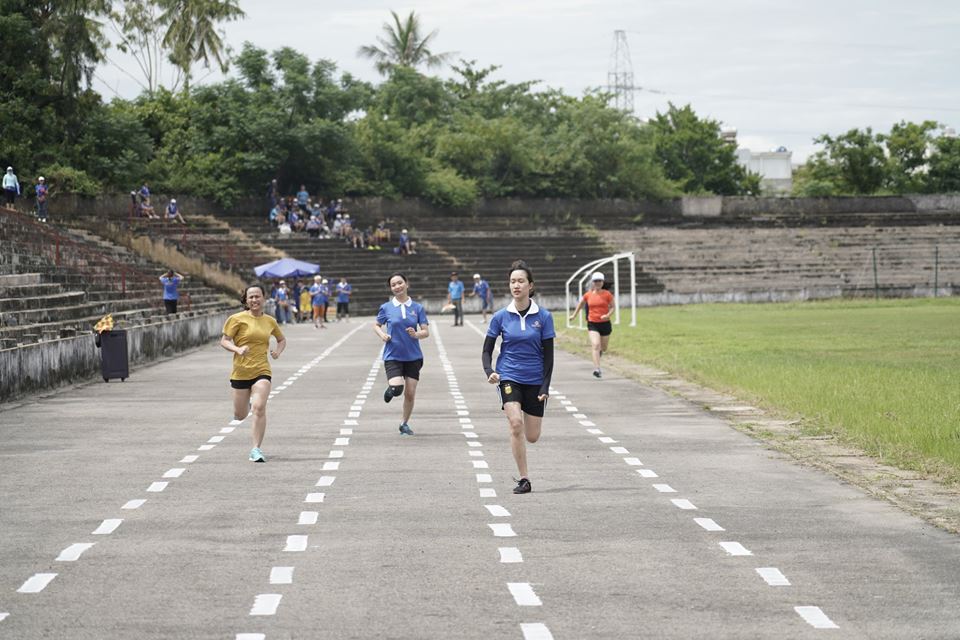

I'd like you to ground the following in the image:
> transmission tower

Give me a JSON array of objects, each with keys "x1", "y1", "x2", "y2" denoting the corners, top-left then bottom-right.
[{"x1": 607, "y1": 30, "x2": 635, "y2": 113}]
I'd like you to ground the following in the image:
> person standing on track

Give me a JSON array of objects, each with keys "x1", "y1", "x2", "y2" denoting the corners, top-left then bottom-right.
[
  {"x1": 336, "y1": 276, "x2": 352, "y2": 321},
  {"x1": 309, "y1": 275, "x2": 328, "y2": 329},
  {"x1": 482, "y1": 260, "x2": 555, "y2": 494},
  {"x1": 568, "y1": 271, "x2": 614, "y2": 379},
  {"x1": 374, "y1": 272, "x2": 430, "y2": 436},
  {"x1": 447, "y1": 271, "x2": 464, "y2": 326},
  {"x1": 469, "y1": 272, "x2": 493, "y2": 323},
  {"x1": 220, "y1": 284, "x2": 286, "y2": 463}
]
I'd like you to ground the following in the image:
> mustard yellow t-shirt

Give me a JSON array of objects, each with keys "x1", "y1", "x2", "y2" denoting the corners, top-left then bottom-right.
[
  {"x1": 222, "y1": 311, "x2": 284, "y2": 381},
  {"x1": 299, "y1": 289, "x2": 311, "y2": 310}
]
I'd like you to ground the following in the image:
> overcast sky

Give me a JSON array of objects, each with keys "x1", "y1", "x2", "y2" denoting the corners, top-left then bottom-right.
[{"x1": 94, "y1": 0, "x2": 960, "y2": 162}]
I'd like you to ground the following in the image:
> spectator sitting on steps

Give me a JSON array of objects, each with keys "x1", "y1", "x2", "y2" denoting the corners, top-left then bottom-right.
[
  {"x1": 398, "y1": 228, "x2": 416, "y2": 255},
  {"x1": 165, "y1": 198, "x2": 186, "y2": 224}
]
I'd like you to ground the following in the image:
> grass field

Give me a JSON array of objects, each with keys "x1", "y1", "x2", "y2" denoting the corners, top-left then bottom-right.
[{"x1": 555, "y1": 298, "x2": 960, "y2": 482}]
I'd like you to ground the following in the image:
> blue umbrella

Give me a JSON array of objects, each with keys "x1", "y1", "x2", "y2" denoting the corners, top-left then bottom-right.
[{"x1": 253, "y1": 258, "x2": 320, "y2": 279}]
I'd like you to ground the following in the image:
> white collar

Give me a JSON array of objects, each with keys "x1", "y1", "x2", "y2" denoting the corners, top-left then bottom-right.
[
  {"x1": 391, "y1": 296, "x2": 412, "y2": 318},
  {"x1": 506, "y1": 299, "x2": 539, "y2": 331}
]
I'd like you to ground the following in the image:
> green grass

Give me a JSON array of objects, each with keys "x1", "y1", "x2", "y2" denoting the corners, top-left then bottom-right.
[{"x1": 555, "y1": 298, "x2": 960, "y2": 481}]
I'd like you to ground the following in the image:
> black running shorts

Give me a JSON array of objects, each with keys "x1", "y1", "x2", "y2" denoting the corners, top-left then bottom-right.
[
  {"x1": 384, "y1": 359, "x2": 423, "y2": 381},
  {"x1": 230, "y1": 375, "x2": 272, "y2": 389},
  {"x1": 587, "y1": 321, "x2": 613, "y2": 336},
  {"x1": 498, "y1": 380, "x2": 546, "y2": 417}
]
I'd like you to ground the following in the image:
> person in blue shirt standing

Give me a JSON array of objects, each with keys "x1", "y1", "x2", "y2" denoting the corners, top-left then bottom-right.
[
  {"x1": 35, "y1": 176, "x2": 49, "y2": 222},
  {"x1": 336, "y1": 276, "x2": 352, "y2": 321},
  {"x1": 446, "y1": 271, "x2": 465, "y2": 326},
  {"x1": 296, "y1": 184, "x2": 309, "y2": 214},
  {"x1": 374, "y1": 272, "x2": 430, "y2": 436},
  {"x1": 469, "y1": 273, "x2": 493, "y2": 323},
  {"x1": 309, "y1": 275, "x2": 328, "y2": 329},
  {"x1": 482, "y1": 260, "x2": 555, "y2": 494},
  {"x1": 159, "y1": 269, "x2": 184, "y2": 314}
]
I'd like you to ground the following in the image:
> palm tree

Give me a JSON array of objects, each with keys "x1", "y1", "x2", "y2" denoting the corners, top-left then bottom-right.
[
  {"x1": 357, "y1": 10, "x2": 453, "y2": 76},
  {"x1": 159, "y1": 0, "x2": 245, "y2": 87}
]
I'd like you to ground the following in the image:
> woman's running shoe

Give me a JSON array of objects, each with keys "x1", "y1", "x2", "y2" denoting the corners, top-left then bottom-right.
[
  {"x1": 398, "y1": 423, "x2": 414, "y2": 436},
  {"x1": 249, "y1": 447, "x2": 266, "y2": 462}
]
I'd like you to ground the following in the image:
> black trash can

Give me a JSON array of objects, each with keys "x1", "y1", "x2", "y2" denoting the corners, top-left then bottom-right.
[{"x1": 99, "y1": 329, "x2": 129, "y2": 382}]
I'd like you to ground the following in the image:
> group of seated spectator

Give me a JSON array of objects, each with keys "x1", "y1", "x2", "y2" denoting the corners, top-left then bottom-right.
[
  {"x1": 265, "y1": 180, "x2": 416, "y2": 255},
  {"x1": 129, "y1": 183, "x2": 186, "y2": 224}
]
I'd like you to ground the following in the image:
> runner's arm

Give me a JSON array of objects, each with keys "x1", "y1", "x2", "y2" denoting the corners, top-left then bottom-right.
[
  {"x1": 481, "y1": 335, "x2": 497, "y2": 377},
  {"x1": 539, "y1": 338, "x2": 554, "y2": 397}
]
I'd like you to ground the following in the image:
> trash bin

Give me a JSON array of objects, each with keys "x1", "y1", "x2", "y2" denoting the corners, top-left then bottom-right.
[{"x1": 98, "y1": 329, "x2": 128, "y2": 382}]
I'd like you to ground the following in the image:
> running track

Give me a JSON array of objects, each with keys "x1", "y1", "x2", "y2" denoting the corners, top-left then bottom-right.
[{"x1": 2, "y1": 320, "x2": 959, "y2": 639}]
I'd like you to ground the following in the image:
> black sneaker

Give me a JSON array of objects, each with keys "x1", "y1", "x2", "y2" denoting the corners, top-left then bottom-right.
[
  {"x1": 399, "y1": 423, "x2": 414, "y2": 436},
  {"x1": 383, "y1": 387, "x2": 394, "y2": 403},
  {"x1": 593, "y1": 369, "x2": 602, "y2": 379},
  {"x1": 513, "y1": 477, "x2": 532, "y2": 494}
]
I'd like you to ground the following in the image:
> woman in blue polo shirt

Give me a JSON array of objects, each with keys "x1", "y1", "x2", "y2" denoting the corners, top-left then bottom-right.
[
  {"x1": 482, "y1": 260, "x2": 555, "y2": 494},
  {"x1": 374, "y1": 272, "x2": 431, "y2": 436}
]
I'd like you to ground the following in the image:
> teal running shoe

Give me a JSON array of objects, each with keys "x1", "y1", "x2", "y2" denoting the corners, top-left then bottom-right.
[
  {"x1": 398, "y1": 423, "x2": 414, "y2": 436},
  {"x1": 249, "y1": 447, "x2": 266, "y2": 462}
]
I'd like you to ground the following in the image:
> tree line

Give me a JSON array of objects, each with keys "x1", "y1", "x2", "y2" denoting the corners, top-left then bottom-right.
[{"x1": 0, "y1": 4, "x2": 955, "y2": 208}]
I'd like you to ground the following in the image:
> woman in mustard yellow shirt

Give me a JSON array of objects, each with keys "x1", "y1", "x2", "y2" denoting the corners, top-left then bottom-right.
[{"x1": 220, "y1": 284, "x2": 286, "y2": 462}]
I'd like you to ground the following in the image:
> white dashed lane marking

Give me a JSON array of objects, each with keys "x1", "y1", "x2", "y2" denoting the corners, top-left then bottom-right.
[
  {"x1": 298, "y1": 511, "x2": 318, "y2": 525},
  {"x1": 636, "y1": 469, "x2": 658, "y2": 478},
  {"x1": 476, "y1": 474, "x2": 492, "y2": 483},
  {"x1": 489, "y1": 524, "x2": 517, "y2": 537},
  {"x1": 284, "y1": 535, "x2": 308, "y2": 552},
  {"x1": 624, "y1": 457, "x2": 643, "y2": 466},
  {"x1": 521, "y1": 623, "x2": 555, "y2": 640},
  {"x1": 315, "y1": 476, "x2": 336, "y2": 487},
  {"x1": 499, "y1": 547, "x2": 523, "y2": 563},
  {"x1": 17, "y1": 573, "x2": 57, "y2": 593},
  {"x1": 479, "y1": 488, "x2": 497, "y2": 498},
  {"x1": 795, "y1": 606, "x2": 839, "y2": 629},
  {"x1": 756, "y1": 567, "x2": 791, "y2": 586},
  {"x1": 484, "y1": 505, "x2": 511, "y2": 517},
  {"x1": 249, "y1": 593, "x2": 282, "y2": 616},
  {"x1": 610, "y1": 446, "x2": 629, "y2": 454},
  {"x1": 122, "y1": 499, "x2": 146, "y2": 510},
  {"x1": 180, "y1": 455, "x2": 199, "y2": 463},
  {"x1": 236, "y1": 632, "x2": 265, "y2": 639},
  {"x1": 322, "y1": 461, "x2": 340, "y2": 471},
  {"x1": 269, "y1": 567, "x2": 294, "y2": 585},
  {"x1": 507, "y1": 583, "x2": 543, "y2": 606},
  {"x1": 162, "y1": 468, "x2": 185, "y2": 479},
  {"x1": 92, "y1": 519, "x2": 123, "y2": 535},
  {"x1": 694, "y1": 518, "x2": 725, "y2": 532},
  {"x1": 671, "y1": 499, "x2": 697, "y2": 510},
  {"x1": 305, "y1": 493, "x2": 325, "y2": 503},
  {"x1": 719, "y1": 541, "x2": 753, "y2": 556},
  {"x1": 55, "y1": 543, "x2": 96, "y2": 562},
  {"x1": 652, "y1": 484, "x2": 676, "y2": 493},
  {"x1": 146, "y1": 482, "x2": 168, "y2": 492}
]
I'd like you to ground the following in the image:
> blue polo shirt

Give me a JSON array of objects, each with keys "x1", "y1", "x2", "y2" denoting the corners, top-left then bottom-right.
[
  {"x1": 376, "y1": 297, "x2": 429, "y2": 362},
  {"x1": 486, "y1": 300, "x2": 555, "y2": 385},
  {"x1": 160, "y1": 276, "x2": 181, "y2": 300},
  {"x1": 473, "y1": 280, "x2": 490, "y2": 300},
  {"x1": 337, "y1": 282, "x2": 352, "y2": 303},
  {"x1": 310, "y1": 283, "x2": 327, "y2": 305},
  {"x1": 448, "y1": 280, "x2": 464, "y2": 300}
]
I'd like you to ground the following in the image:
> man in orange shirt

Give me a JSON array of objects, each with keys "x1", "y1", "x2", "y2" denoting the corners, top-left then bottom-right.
[{"x1": 569, "y1": 271, "x2": 615, "y2": 379}]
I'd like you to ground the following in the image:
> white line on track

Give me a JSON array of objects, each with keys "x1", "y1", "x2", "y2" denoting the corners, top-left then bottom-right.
[
  {"x1": 56, "y1": 543, "x2": 96, "y2": 561},
  {"x1": 92, "y1": 519, "x2": 123, "y2": 535},
  {"x1": 0, "y1": 613, "x2": 7, "y2": 622},
  {"x1": 598, "y1": 437, "x2": 617, "y2": 443},
  {"x1": 469, "y1": 451, "x2": 484, "y2": 457},
  {"x1": 485, "y1": 505, "x2": 511, "y2": 517},
  {"x1": 489, "y1": 523, "x2": 517, "y2": 537},
  {"x1": 180, "y1": 455, "x2": 199, "y2": 463},
  {"x1": 610, "y1": 446, "x2": 629, "y2": 454},
  {"x1": 269, "y1": 567, "x2": 294, "y2": 584},
  {"x1": 472, "y1": 460, "x2": 489, "y2": 469},
  {"x1": 652, "y1": 484, "x2": 676, "y2": 493},
  {"x1": 298, "y1": 511, "x2": 319, "y2": 525},
  {"x1": 122, "y1": 499, "x2": 146, "y2": 510},
  {"x1": 334, "y1": 438, "x2": 350, "y2": 446},
  {"x1": 580, "y1": 420, "x2": 596, "y2": 427},
  {"x1": 315, "y1": 476, "x2": 336, "y2": 487},
  {"x1": 197, "y1": 444, "x2": 215, "y2": 451},
  {"x1": 636, "y1": 469, "x2": 658, "y2": 478},
  {"x1": 305, "y1": 493, "x2": 325, "y2": 503},
  {"x1": 476, "y1": 474, "x2": 492, "y2": 483},
  {"x1": 284, "y1": 535, "x2": 308, "y2": 552},
  {"x1": 480, "y1": 488, "x2": 497, "y2": 498},
  {"x1": 464, "y1": 432, "x2": 478, "y2": 438},
  {"x1": 208, "y1": 436, "x2": 225, "y2": 443},
  {"x1": 329, "y1": 450, "x2": 344, "y2": 458},
  {"x1": 756, "y1": 567, "x2": 790, "y2": 586},
  {"x1": 507, "y1": 582, "x2": 542, "y2": 606},
  {"x1": 520, "y1": 623, "x2": 554, "y2": 640},
  {"x1": 340, "y1": 428, "x2": 353, "y2": 435},
  {"x1": 719, "y1": 541, "x2": 753, "y2": 556},
  {"x1": 220, "y1": 427, "x2": 235, "y2": 434},
  {"x1": 572, "y1": 413, "x2": 587, "y2": 419},
  {"x1": 671, "y1": 499, "x2": 697, "y2": 510},
  {"x1": 17, "y1": 573, "x2": 57, "y2": 593},
  {"x1": 322, "y1": 461, "x2": 340, "y2": 471},
  {"x1": 624, "y1": 457, "x2": 643, "y2": 466},
  {"x1": 467, "y1": 441, "x2": 482, "y2": 447},
  {"x1": 587, "y1": 428, "x2": 604, "y2": 435},
  {"x1": 146, "y1": 482, "x2": 168, "y2": 492},
  {"x1": 499, "y1": 547, "x2": 523, "y2": 563},
  {"x1": 249, "y1": 594, "x2": 282, "y2": 616},
  {"x1": 236, "y1": 633, "x2": 265, "y2": 639},
  {"x1": 694, "y1": 518, "x2": 724, "y2": 531},
  {"x1": 795, "y1": 606, "x2": 839, "y2": 629},
  {"x1": 162, "y1": 468, "x2": 185, "y2": 479}
]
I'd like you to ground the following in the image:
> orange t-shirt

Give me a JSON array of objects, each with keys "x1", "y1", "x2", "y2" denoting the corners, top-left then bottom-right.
[{"x1": 582, "y1": 289, "x2": 614, "y2": 323}]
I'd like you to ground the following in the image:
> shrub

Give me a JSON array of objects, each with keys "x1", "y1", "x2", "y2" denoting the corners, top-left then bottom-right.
[{"x1": 422, "y1": 167, "x2": 478, "y2": 208}]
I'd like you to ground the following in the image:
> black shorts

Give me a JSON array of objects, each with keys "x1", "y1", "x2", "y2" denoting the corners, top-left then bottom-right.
[
  {"x1": 588, "y1": 321, "x2": 613, "y2": 336},
  {"x1": 337, "y1": 301, "x2": 349, "y2": 314},
  {"x1": 384, "y1": 359, "x2": 423, "y2": 381},
  {"x1": 230, "y1": 374, "x2": 271, "y2": 389},
  {"x1": 498, "y1": 380, "x2": 546, "y2": 418}
]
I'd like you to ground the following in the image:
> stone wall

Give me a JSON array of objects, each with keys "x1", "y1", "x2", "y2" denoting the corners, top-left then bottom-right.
[{"x1": 0, "y1": 310, "x2": 231, "y2": 403}]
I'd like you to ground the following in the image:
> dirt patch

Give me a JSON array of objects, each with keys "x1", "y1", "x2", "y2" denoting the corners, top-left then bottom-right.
[{"x1": 573, "y1": 348, "x2": 960, "y2": 535}]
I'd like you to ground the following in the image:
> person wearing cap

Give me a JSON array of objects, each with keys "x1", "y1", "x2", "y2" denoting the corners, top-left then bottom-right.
[
  {"x1": 3, "y1": 167, "x2": 20, "y2": 207},
  {"x1": 374, "y1": 271, "x2": 431, "y2": 436},
  {"x1": 309, "y1": 275, "x2": 328, "y2": 329},
  {"x1": 336, "y1": 276, "x2": 352, "y2": 321},
  {"x1": 469, "y1": 273, "x2": 493, "y2": 323},
  {"x1": 398, "y1": 228, "x2": 416, "y2": 255},
  {"x1": 272, "y1": 279, "x2": 292, "y2": 324},
  {"x1": 482, "y1": 259, "x2": 555, "y2": 495},
  {"x1": 569, "y1": 271, "x2": 615, "y2": 379},
  {"x1": 35, "y1": 176, "x2": 49, "y2": 222},
  {"x1": 165, "y1": 198, "x2": 186, "y2": 224},
  {"x1": 446, "y1": 271, "x2": 465, "y2": 326}
]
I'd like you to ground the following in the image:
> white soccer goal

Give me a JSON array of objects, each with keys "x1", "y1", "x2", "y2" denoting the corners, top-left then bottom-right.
[{"x1": 565, "y1": 252, "x2": 637, "y2": 329}]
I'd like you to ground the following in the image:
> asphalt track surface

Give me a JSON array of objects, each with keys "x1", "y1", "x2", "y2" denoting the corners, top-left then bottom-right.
[{"x1": 2, "y1": 318, "x2": 960, "y2": 639}]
